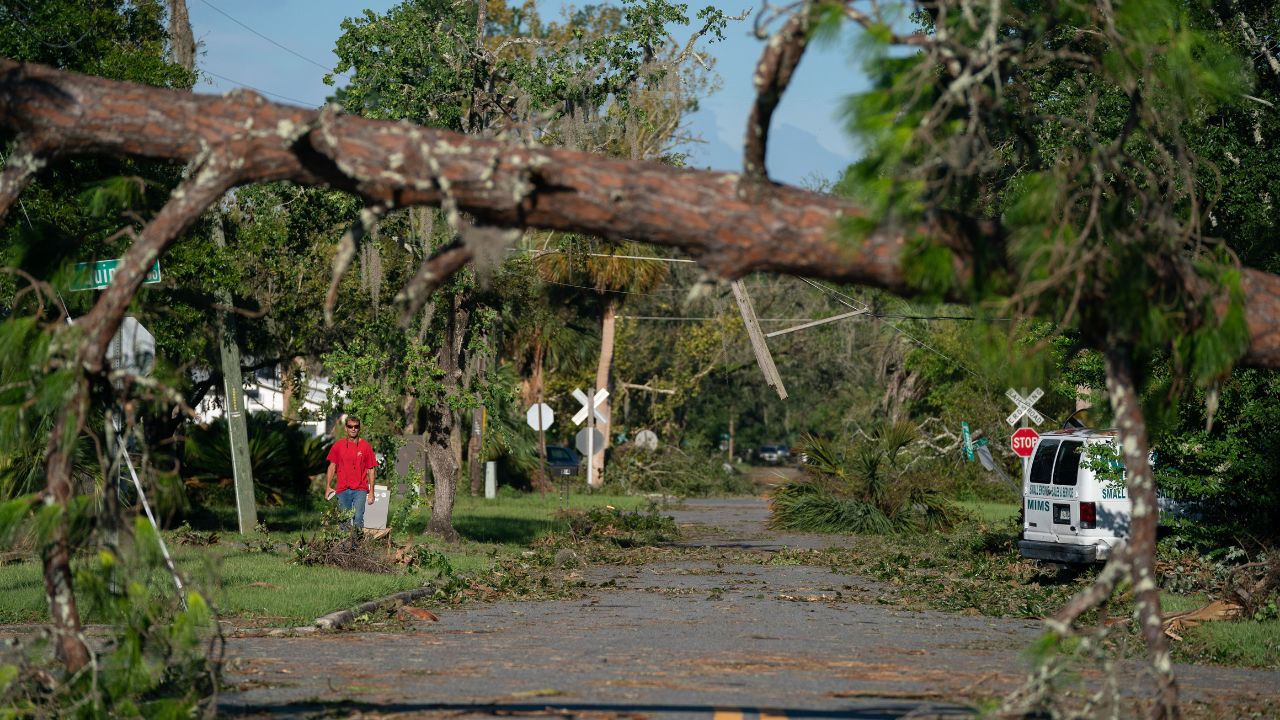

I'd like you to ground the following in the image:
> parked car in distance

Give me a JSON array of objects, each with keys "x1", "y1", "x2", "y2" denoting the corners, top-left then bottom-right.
[
  {"x1": 544, "y1": 445, "x2": 581, "y2": 477},
  {"x1": 757, "y1": 444, "x2": 790, "y2": 465}
]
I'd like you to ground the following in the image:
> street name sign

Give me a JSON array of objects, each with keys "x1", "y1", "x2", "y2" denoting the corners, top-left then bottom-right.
[{"x1": 73, "y1": 259, "x2": 162, "y2": 291}]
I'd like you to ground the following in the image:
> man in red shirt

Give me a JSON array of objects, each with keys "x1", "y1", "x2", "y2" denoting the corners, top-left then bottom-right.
[{"x1": 325, "y1": 415, "x2": 377, "y2": 527}]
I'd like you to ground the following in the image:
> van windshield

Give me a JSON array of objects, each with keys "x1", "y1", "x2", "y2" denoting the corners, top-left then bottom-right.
[
  {"x1": 1029, "y1": 439, "x2": 1060, "y2": 485},
  {"x1": 1053, "y1": 441, "x2": 1082, "y2": 486}
]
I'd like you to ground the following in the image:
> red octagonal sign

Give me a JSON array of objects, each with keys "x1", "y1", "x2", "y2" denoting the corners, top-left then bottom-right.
[{"x1": 1011, "y1": 427, "x2": 1040, "y2": 458}]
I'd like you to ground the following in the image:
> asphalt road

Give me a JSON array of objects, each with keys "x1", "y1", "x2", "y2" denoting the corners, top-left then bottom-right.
[{"x1": 219, "y1": 498, "x2": 1280, "y2": 719}]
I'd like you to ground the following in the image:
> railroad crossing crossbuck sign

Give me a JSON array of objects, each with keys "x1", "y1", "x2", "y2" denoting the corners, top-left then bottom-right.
[
  {"x1": 1005, "y1": 387, "x2": 1045, "y2": 426},
  {"x1": 572, "y1": 388, "x2": 609, "y2": 426}
]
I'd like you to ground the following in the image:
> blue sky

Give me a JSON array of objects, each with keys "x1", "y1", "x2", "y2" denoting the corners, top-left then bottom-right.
[{"x1": 187, "y1": 0, "x2": 869, "y2": 186}]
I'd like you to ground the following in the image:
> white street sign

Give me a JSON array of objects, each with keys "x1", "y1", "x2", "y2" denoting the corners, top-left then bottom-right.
[
  {"x1": 576, "y1": 428, "x2": 605, "y2": 456},
  {"x1": 633, "y1": 429, "x2": 658, "y2": 450},
  {"x1": 572, "y1": 388, "x2": 609, "y2": 426},
  {"x1": 109, "y1": 316, "x2": 156, "y2": 376},
  {"x1": 525, "y1": 403, "x2": 554, "y2": 431},
  {"x1": 1005, "y1": 387, "x2": 1045, "y2": 426}
]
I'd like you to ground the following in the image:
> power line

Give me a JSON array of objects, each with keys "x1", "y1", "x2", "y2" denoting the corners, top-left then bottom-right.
[
  {"x1": 202, "y1": 69, "x2": 315, "y2": 107},
  {"x1": 798, "y1": 277, "x2": 984, "y2": 379},
  {"x1": 198, "y1": 0, "x2": 331, "y2": 71}
]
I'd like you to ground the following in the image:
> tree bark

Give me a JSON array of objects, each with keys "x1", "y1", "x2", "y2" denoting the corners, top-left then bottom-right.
[
  {"x1": 590, "y1": 297, "x2": 619, "y2": 487},
  {"x1": 425, "y1": 294, "x2": 469, "y2": 542},
  {"x1": 166, "y1": 0, "x2": 196, "y2": 73},
  {"x1": 2, "y1": 61, "x2": 1280, "y2": 368},
  {"x1": 1103, "y1": 340, "x2": 1179, "y2": 720},
  {"x1": 41, "y1": 376, "x2": 91, "y2": 673}
]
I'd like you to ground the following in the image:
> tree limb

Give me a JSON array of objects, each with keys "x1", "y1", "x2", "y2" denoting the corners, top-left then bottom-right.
[
  {"x1": 744, "y1": 4, "x2": 812, "y2": 183},
  {"x1": 1, "y1": 59, "x2": 1279, "y2": 368},
  {"x1": 395, "y1": 238, "x2": 474, "y2": 325}
]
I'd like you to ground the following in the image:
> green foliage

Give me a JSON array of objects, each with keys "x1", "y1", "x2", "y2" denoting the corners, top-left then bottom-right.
[
  {"x1": 601, "y1": 444, "x2": 753, "y2": 497},
  {"x1": 771, "y1": 426, "x2": 960, "y2": 534},
  {"x1": 0, "y1": 518, "x2": 219, "y2": 718},
  {"x1": 1151, "y1": 369, "x2": 1280, "y2": 547},
  {"x1": 560, "y1": 503, "x2": 677, "y2": 545},
  {"x1": 183, "y1": 412, "x2": 331, "y2": 508}
]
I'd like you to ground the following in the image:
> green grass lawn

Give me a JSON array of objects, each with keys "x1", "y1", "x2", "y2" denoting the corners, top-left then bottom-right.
[
  {"x1": 1162, "y1": 593, "x2": 1280, "y2": 669},
  {"x1": 0, "y1": 491, "x2": 647, "y2": 626},
  {"x1": 955, "y1": 500, "x2": 1019, "y2": 523}
]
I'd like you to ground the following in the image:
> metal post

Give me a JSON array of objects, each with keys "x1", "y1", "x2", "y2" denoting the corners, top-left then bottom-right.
[
  {"x1": 212, "y1": 215, "x2": 257, "y2": 533},
  {"x1": 587, "y1": 387, "x2": 596, "y2": 489},
  {"x1": 484, "y1": 461, "x2": 496, "y2": 499},
  {"x1": 1020, "y1": 388, "x2": 1030, "y2": 479}
]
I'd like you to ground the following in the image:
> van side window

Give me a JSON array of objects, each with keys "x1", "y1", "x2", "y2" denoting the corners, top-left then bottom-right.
[
  {"x1": 1029, "y1": 439, "x2": 1060, "y2": 485},
  {"x1": 1052, "y1": 441, "x2": 1082, "y2": 486}
]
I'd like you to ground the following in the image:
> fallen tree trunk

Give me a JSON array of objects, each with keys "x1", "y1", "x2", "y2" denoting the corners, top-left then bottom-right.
[{"x1": 1, "y1": 59, "x2": 1277, "y2": 369}]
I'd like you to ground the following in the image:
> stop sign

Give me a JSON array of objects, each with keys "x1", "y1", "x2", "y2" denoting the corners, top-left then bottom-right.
[{"x1": 1011, "y1": 427, "x2": 1040, "y2": 458}]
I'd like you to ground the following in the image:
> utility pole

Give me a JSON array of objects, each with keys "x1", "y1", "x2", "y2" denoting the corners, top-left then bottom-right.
[
  {"x1": 212, "y1": 216, "x2": 257, "y2": 533},
  {"x1": 167, "y1": 0, "x2": 255, "y2": 531},
  {"x1": 731, "y1": 280, "x2": 788, "y2": 400}
]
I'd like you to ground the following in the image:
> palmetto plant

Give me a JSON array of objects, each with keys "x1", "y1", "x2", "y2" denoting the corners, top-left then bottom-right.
[{"x1": 770, "y1": 422, "x2": 959, "y2": 534}]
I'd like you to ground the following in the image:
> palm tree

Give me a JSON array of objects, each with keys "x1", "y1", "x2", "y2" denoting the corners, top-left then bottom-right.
[
  {"x1": 503, "y1": 290, "x2": 593, "y2": 491},
  {"x1": 536, "y1": 239, "x2": 667, "y2": 485}
]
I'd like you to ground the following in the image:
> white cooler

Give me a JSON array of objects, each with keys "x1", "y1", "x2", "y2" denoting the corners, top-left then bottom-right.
[{"x1": 363, "y1": 484, "x2": 390, "y2": 529}]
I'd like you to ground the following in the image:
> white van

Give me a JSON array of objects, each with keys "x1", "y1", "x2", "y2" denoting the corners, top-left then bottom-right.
[{"x1": 1018, "y1": 428, "x2": 1132, "y2": 564}]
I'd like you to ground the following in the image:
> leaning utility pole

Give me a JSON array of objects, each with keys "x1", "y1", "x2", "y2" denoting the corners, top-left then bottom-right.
[
  {"x1": 168, "y1": 1, "x2": 255, "y2": 532},
  {"x1": 731, "y1": 280, "x2": 788, "y2": 400},
  {"x1": 212, "y1": 216, "x2": 257, "y2": 532}
]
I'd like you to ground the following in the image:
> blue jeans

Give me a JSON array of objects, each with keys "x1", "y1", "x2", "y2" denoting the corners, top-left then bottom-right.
[{"x1": 337, "y1": 489, "x2": 368, "y2": 527}]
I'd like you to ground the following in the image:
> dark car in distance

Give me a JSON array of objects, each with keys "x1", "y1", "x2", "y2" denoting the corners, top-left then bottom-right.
[
  {"x1": 544, "y1": 445, "x2": 581, "y2": 477},
  {"x1": 757, "y1": 444, "x2": 790, "y2": 465}
]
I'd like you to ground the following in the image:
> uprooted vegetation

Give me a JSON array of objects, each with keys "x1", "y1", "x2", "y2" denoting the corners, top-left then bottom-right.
[
  {"x1": 601, "y1": 445, "x2": 756, "y2": 498},
  {"x1": 559, "y1": 504, "x2": 679, "y2": 546},
  {"x1": 770, "y1": 426, "x2": 962, "y2": 534}
]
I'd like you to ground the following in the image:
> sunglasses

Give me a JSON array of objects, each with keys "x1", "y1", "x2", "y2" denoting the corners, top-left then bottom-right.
[{"x1": 345, "y1": 424, "x2": 360, "y2": 429}]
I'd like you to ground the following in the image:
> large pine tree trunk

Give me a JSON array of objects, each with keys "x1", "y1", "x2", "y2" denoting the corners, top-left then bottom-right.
[
  {"x1": 425, "y1": 294, "x2": 469, "y2": 542},
  {"x1": 1103, "y1": 341, "x2": 1179, "y2": 719},
  {"x1": 590, "y1": 297, "x2": 618, "y2": 487}
]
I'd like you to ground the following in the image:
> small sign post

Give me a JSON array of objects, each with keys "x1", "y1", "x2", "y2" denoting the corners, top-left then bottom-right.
[
  {"x1": 1006, "y1": 387, "x2": 1045, "y2": 476},
  {"x1": 525, "y1": 402, "x2": 554, "y2": 495},
  {"x1": 961, "y1": 422, "x2": 974, "y2": 462},
  {"x1": 572, "y1": 387, "x2": 608, "y2": 487}
]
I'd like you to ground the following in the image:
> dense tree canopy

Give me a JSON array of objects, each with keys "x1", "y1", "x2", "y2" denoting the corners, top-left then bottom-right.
[{"x1": 2, "y1": 2, "x2": 1279, "y2": 716}]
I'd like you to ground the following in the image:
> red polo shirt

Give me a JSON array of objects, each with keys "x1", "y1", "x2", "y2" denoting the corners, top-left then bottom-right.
[{"x1": 327, "y1": 438, "x2": 376, "y2": 492}]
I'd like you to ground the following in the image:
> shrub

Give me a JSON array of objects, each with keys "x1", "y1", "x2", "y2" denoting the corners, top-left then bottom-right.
[
  {"x1": 602, "y1": 444, "x2": 755, "y2": 497},
  {"x1": 560, "y1": 504, "x2": 678, "y2": 545},
  {"x1": 770, "y1": 424, "x2": 961, "y2": 534},
  {"x1": 183, "y1": 412, "x2": 331, "y2": 507}
]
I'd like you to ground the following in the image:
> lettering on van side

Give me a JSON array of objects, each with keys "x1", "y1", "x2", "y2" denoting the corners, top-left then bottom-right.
[
  {"x1": 1027, "y1": 499, "x2": 1051, "y2": 513},
  {"x1": 1028, "y1": 484, "x2": 1077, "y2": 499},
  {"x1": 1101, "y1": 486, "x2": 1128, "y2": 500}
]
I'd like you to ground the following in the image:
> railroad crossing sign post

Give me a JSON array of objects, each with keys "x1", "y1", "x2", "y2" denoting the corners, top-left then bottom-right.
[
  {"x1": 1006, "y1": 387, "x2": 1044, "y2": 474},
  {"x1": 573, "y1": 387, "x2": 608, "y2": 487}
]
